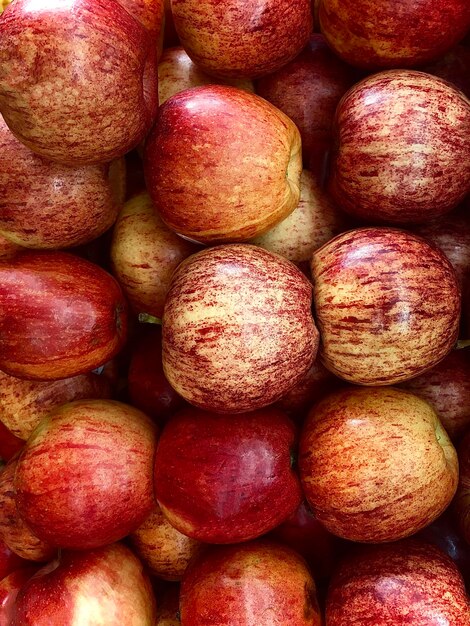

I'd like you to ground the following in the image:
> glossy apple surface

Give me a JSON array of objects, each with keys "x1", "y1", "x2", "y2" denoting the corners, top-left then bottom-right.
[
  {"x1": 0, "y1": 251, "x2": 128, "y2": 380},
  {"x1": 15, "y1": 400, "x2": 157, "y2": 549},
  {"x1": 299, "y1": 387, "x2": 458, "y2": 542},
  {"x1": 145, "y1": 86, "x2": 302, "y2": 244},
  {"x1": 0, "y1": 567, "x2": 37, "y2": 626},
  {"x1": 0, "y1": 540, "x2": 28, "y2": 581},
  {"x1": 311, "y1": 228, "x2": 461, "y2": 385},
  {"x1": 163, "y1": 244, "x2": 319, "y2": 413},
  {"x1": 118, "y1": 0, "x2": 164, "y2": 37},
  {"x1": 455, "y1": 430, "x2": 470, "y2": 544}
]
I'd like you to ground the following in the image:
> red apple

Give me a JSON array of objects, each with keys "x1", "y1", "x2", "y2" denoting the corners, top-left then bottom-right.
[
  {"x1": 311, "y1": 228, "x2": 461, "y2": 385},
  {"x1": 326, "y1": 540, "x2": 470, "y2": 625},
  {"x1": 14, "y1": 399, "x2": 157, "y2": 550},
  {"x1": 11, "y1": 543, "x2": 157, "y2": 626},
  {"x1": 0, "y1": 0, "x2": 158, "y2": 165},
  {"x1": 154, "y1": 406, "x2": 302, "y2": 543},
  {"x1": 329, "y1": 71, "x2": 470, "y2": 224},
  {"x1": 111, "y1": 192, "x2": 197, "y2": 319},
  {"x1": 0, "y1": 423, "x2": 23, "y2": 463},
  {"x1": 163, "y1": 244, "x2": 319, "y2": 413},
  {"x1": 0, "y1": 567, "x2": 37, "y2": 626},
  {"x1": 319, "y1": 0, "x2": 470, "y2": 69},
  {"x1": 455, "y1": 430, "x2": 470, "y2": 544},
  {"x1": 0, "y1": 235, "x2": 21, "y2": 261},
  {"x1": 0, "y1": 251, "x2": 128, "y2": 380},
  {"x1": 0, "y1": 540, "x2": 28, "y2": 581},
  {"x1": 117, "y1": 0, "x2": 164, "y2": 38},
  {"x1": 423, "y1": 44, "x2": 470, "y2": 97},
  {"x1": 170, "y1": 0, "x2": 313, "y2": 79},
  {"x1": 299, "y1": 387, "x2": 458, "y2": 542},
  {"x1": 180, "y1": 540, "x2": 321, "y2": 625},
  {"x1": 0, "y1": 0, "x2": 11, "y2": 13}
]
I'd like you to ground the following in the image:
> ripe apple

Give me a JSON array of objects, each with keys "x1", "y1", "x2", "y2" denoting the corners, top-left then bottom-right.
[
  {"x1": 154, "y1": 406, "x2": 302, "y2": 543},
  {"x1": 180, "y1": 540, "x2": 321, "y2": 625},
  {"x1": 170, "y1": 0, "x2": 313, "y2": 79},
  {"x1": 11, "y1": 543, "x2": 157, "y2": 626},
  {"x1": 455, "y1": 430, "x2": 470, "y2": 544},
  {"x1": 423, "y1": 44, "x2": 470, "y2": 97},
  {"x1": 145, "y1": 85, "x2": 302, "y2": 244},
  {"x1": 0, "y1": 0, "x2": 158, "y2": 165},
  {"x1": 14, "y1": 399, "x2": 157, "y2": 550},
  {"x1": 0, "y1": 567, "x2": 37, "y2": 626},
  {"x1": 0, "y1": 540, "x2": 28, "y2": 581},
  {"x1": 326, "y1": 540, "x2": 470, "y2": 625},
  {"x1": 0, "y1": 251, "x2": 128, "y2": 380},
  {"x1": 311, "y1": 227, "x2": 461, "y2": 385},
  {"x1": 0, "y1": 0, "x2": 11, "y2": 13},
  {"x1": 319, "y1": 0, "x2": 470, "y2": 69},
  {"x1": 299, "y1": 387, "x2": 458, "y2": 543},
  {"x1": 162, "y1": 244, "x2": 319, "y2": 413},
  {"x1": 0, "y1": 423, "x2": 23, "y2": 463},
  {"x1": 117, "y1": 0, "x2": 164, "y2": 38},
  {"x1": 0, "y1": 235, "x2": 21, "y2": 261},
  {"x1": 329, "y1": 71, "x2": 470, "y2": 224},
  {"x1": 111, "y1": 191, "x2": 197, "y2": 319}
]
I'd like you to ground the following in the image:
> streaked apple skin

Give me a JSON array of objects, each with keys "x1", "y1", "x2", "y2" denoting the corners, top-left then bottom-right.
[
  {"x1": 311, "y1": 228, "x2": 461, "y2": 385},
  {"x1": 11, "y1": 543, "x2": 157, "y2": 626},
  {"x1": 329, "y1": 71, "x2": 470, "y2": 224},
  {"x1": 299, "y1": 387, "x2": 458, "y2": 543},
  {"x1": 163, "y1": 244, "x2": 319, "y2": 413},
  {"x1": 0, "y1": 540, "x2": 28, "y2": 581},
  {"x1": 455, "y1": 430, "x2": 470, "y2": 544},
  {"x1": 0, "y1": 0, "x2": 158, "y2": 165},
  {"x1": 118, "y1": 0, "x2": 164, "y2": 38},
  {"x1": 0, "y1": 567, "x2": 38, "y2": 626},
  {"x1": 319, "y1": 0, "x2": 470, "y2": 69},
  {"x1": 170, "y1": 0, "x2": 313, "y2": 79},
  {"x1": 154, "y1": 407, "x2": 302, "y2": 543},
  {"x1": 145, "y1": 86, "x2": 302, "y2": 244},
  {"x1": 180, "y1": 540, "x2": 321, "y2": 626},
  {"x1": 0, "y1": 251, "x2": 128, "y2": 381},
  {"x1": 15, "y1": 400, "x2": 157, "y2": 550},
  {"x1": 326, "y1": 540, "x2": 470, "y2": 625}
]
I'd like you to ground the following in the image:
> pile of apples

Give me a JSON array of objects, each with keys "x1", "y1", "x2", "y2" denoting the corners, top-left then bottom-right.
[{"x1": 0, "y1": 0, "x2": 470, "y2": 623}]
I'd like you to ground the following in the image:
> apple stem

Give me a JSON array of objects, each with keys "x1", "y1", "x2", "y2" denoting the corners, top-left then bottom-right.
[{"x1": 138, "y1": 313, "x2": 162, "y2": 325}]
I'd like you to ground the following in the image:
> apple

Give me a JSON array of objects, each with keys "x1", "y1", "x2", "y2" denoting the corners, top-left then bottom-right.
[
  {"x1": 0, "y1": 235, "x2": 21, "y2": 261},
  {"x1": 0, "y1": 251, "x2": 128, "y2": 380},
  {"x1": 180, "y1": 540, "x2": 321, "y2": 625},
  {"x1": 0, "y1": 0, "x2": 11, "y2": 14},
  {"x1": 111, "y1": 191, "x2": 197, "y2": 319},
  {"x1": 117, "y1": 0, "x2": 164, "y2": 38},
  {"x1": 162, "y1": 244, "x2": 319, "y2": 413},
  {"x1": 170, "y1": 0, "x2": 313, "y2": 79},
  {"x1": 0, "y1": 0, "x2": 158, "y2": 165},
  {"x1": 326, "y1": 540, "x2": 470, "y2": 625},
  {"x1": 0, "y1": 423, "x2": 23, "y2": 463},
  {"x1": 423, "y1": 44, "x2": 470, "y2": 97},
  {"x1": 319, "y1": 0, "x2": 470, "y2": 69},
  {"x1": 0, "y1": 567, "x2": 37, "y2": 626},
  {"x1": 0, "y1": 540, "x2": 28, "y2": 581},
  {"x1": 129, "y1": 501, "x2": 204, "y2": 580},
  {"x1": 329, "y1": 71, "x2": 470, "y2": 224},
  {"x1": 154, "y1": 406, "x2": 302, "y2": 543},
  {"x1": 158, "y1": 47, "x2": 254, "y2": 105},
  {"x1": 11, "y1": 543, "x2": 157, "y2": 626},
  {"x1": 299, "y1": 387, "x2": 458, "y2": 543},
  {"x1": 0, "y1": 370, "x2": 112, "y2": 441},
  {"x1": 311, "y1": 227, "x2": 461, "y2": 385},
  {"x1": 14, "y1": 399, "x2": 157, "y2": 550},
  {"x1": 455, "y1": 430, "x2": 470, "y2": 544}
]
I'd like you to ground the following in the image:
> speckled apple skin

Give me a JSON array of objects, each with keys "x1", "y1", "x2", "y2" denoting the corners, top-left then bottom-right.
[
  {"x1": 319, "y1": 0, "x2": 470, "y2": 69},
  {"x1": 326, "y1": 540, "x2": 470, "y2": 625},
  {"x1": 0, "y1": 0, "x2": 158, "y2": 165},
  {"x1": 11, "y1": 543, "x2": 157, "y2": 626},
  {"x1": 299, "y1": 387, "x2": 458, "y2": 543},
  {"x1": 170, "y1": 0, "x2": 312, "y2": 79},
  {"x1": 455, "y1": 431, "x2": 470, "y2": 545},
  {"x1": 118, "y1": 0, "x2": 163, "y2": 37},
  {"x1": 180, "y1": 540, "x2": 321, "y2": 626},
  {"x1": 329, "y1": 71, "x2": 470, "y2": 224},
  {"x1": 311, "y1": 227, "x2": 461, "y2": 385},
  {"x1": 0, "y1": 567, "x2": 38, "y2": 626},
  {"x1": 14, "y1": 400, "x2": 157, "y2": 550},
  {"x1": 145, "y1": 85, "x2": 302, "y2": 244},
  {"x1": 154, "y1": 407, "x2": 302, "y2": 543},
  {"x1": 163, "y1": 244, "x2": 319, "y2": 413}
]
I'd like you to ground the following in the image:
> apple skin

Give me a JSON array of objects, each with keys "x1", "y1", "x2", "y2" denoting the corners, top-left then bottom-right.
[
  {"x1": 329, "y1": 71, "x2": 470, "y2": 224},
  {"x1": 180, "y1": 540, "x2": 321, "y2": 625},
  {"x1": 319, "y1": 0, "x2": 470, "y2": 69},
  {"x1": 0, "y1": 567, "x2": 38, "y2": 626},
  {"x1": 0, "y1": 423, "x2": 23, "y2": 463},
  {"x1": 423, "y1": 44, "x2": 470, "y2": 98},
  {"x1": 14, "y1": 399, "x2": 157, "y2": 550},
  {"x1": 145, "y1": 85, "x2": 302, "y2": 244},
  {"x1": 170, "y1": 0, "x2": 312, "y2": 79},
  {"x1": 11, "y1": 543, "x2": 157, "y2": 626},
  {"x1": 117, "y1": 0, "x2": 164, "y2": 38},
  {"x1": 111, "y1": 192, "x2": 197, "y2": 319},
  {"x1": 0, "y1": 0, "x2": 12, "y2": 14},
  {"x1": 311, "y1": 227, "x2": 461, "y2": 385},
  {"x1": 299, "y1": 387, "x2": 458, "y2": 543},
  {"x1": 158, "y1": 47, "x2": 254, "y2": 105},
  {"x1": 0, "y1": 0, "x2": 158, "y2": 166},
  {"x1": 455, "y1": 430, "x2": 470, "y2": 545},
  {"x1": 162, "y1": 244, "x2": 319, "y2": 413},
  {"x1": 0, "y1": 540, "x2": 28, "y2": 581},
  {"x1": 0, "y1": 251, "x2": 128, "y2": 381},
  {"x1": 0, "y1": 235, "x2": 21, "y2": 261}
]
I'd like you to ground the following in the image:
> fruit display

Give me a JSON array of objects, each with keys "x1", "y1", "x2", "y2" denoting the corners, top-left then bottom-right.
[{"x1": 0, "y1": 0, "x2": 469, "y2": 624}]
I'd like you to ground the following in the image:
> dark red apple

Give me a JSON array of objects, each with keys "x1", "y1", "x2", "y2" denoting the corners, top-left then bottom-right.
[
  {"x1": 423, "y1": 44, "x2": 470, "y2": 97},
  {"x1": 311, "y1": 228, "x2": 461, "y2": 385},
  {"x1": 0, "y1": 251, "x2": 128, "y2": 380},
  {"x1": 154, "y1": 406, "x2": 302, "y2": 543},
  {"x1": 15, "y1": 399, "x2": 157, "y2": 550},
  {"x1": 0, "y1": 567, "x2": 37, "y2": 626},
  {"x1": 455, "y1": 430, "x2": 470, "y2": 544},
  {"x1": 0, "y1": 423, "x2": 23, "y2": 463},
  {"x1": 163, "y1": 244, "x2": 319, "y2": 413},
  {"x1": 0, "y1": 540, "x2": 28, "y2": 581}
]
